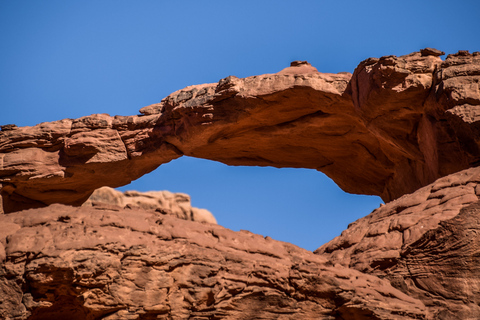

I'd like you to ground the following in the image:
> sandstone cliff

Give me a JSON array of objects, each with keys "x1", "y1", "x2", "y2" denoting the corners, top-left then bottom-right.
[{"x1": 1, "y1": 49, "x2": 480, "y2": 319}]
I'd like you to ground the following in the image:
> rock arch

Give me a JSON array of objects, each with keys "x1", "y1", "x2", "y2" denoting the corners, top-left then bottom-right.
[{"x1": 1, "y1": 50, "x2": 479, "y2": 213}]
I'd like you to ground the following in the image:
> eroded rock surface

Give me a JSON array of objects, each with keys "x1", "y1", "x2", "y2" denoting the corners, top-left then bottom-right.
[
  {"x1": 0, "y1": 205, "x2": 426, "y2": 320},
  {"x1": 1, "y1": 50, "x2": 480, "y2": 212},
  {"x1": 2, "y1": 49, "x2": 480, "y2": 319},
  {"x1": 316, "y1": 167, "x2": 480, "y2": 318},
  {"x1": 83, "y1": 186, "x2": 217, "y2": 224}
]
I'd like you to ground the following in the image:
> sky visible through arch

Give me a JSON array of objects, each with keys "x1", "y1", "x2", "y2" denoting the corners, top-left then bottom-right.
[{"x1": 1, "y1": 1, "x2": 479, "y2": 251}]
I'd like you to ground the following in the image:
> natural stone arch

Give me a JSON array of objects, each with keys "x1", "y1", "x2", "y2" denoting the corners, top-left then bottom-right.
[{"x1": 1, "y1": 50, "x2": 479, "y2": 213}]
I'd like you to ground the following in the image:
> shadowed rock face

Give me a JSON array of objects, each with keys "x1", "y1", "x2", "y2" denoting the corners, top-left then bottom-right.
[
  {"x1": 1, "y1": 50, "x2": 480, "y2": 212},
  {"x1": 0, "y1": 205, "x2": 426, "y2": 320}
]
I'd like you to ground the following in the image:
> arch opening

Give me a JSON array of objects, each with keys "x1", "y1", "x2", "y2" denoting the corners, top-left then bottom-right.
[{"x1": 117, "y1": 156, "x2": 383, "y2": 251}]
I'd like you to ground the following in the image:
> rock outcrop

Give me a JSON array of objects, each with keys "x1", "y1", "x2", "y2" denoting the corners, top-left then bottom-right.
[
  {"x1": 0, "y1": 204, "x2": 426, "y2": 320},
  {"x1": 2, "y1": 49, "x2": 480, "y2": 319},
  {"x1": 5, "y1": 171, "x2": 480, "y2": 319},
  {"x1": 1, "y1": 50, "x2": 479, "y2": 213},
  {"x1": 316, "y1": 167, "x2": 480, "y2": 318},
  {"x1": 83, "y1": 187, "x2": 217, "y2": 224}
]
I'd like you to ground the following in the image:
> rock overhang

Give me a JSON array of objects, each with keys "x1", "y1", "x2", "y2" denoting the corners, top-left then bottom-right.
[{"x1": 1, "y1": 49, "x2": 480, "y2": 213}]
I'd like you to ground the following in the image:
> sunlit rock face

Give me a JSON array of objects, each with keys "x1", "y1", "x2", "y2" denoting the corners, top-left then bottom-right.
[
  {"x1": 1, "y1": 50, "x2": 479, "y2": 212},
  {"x1": 0, "y1": 204, "x2": 426, "y2": 320},
  {"x1": 83, "y1": 186, "x2": 217, "y2": 224},
  {"x1": 1, "y1": 49, "x2": 480, "y2": 319},
  {"x1": 317, "y1": 166, "x2": 480, "y2": 318}
]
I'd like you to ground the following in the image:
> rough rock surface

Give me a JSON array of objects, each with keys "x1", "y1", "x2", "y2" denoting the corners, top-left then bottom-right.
[
  {"x1": 0, "y1": 205, "x2": 426, "y2": 320},
  {"x1": 1, "y1": 50, "x2": 480, "y2": 212},
  {"x1": 2, "y1": 49, "x2": 480, "y2": 319},
  {"x1": 316, "y1": 167, "x2": 480, "y2": 319},
  {"x1": 83, "y1": 187, "x2": 217, "y2": 224}
]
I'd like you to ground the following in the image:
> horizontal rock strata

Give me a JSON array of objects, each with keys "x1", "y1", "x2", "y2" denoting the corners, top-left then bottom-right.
[
  {"x1": 1, "y1": 50, "x2": 480, "y2": 212},
  {"x1": 0, "y1": 205, "x2": 426, "y2": 320}
]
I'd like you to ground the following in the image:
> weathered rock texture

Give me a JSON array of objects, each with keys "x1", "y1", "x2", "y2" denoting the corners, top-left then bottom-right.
[
  {"x1": 316, "y1": 167, "x2": 480, "y2": 319},
  {"x1": 83, "y1": 187, "x2": 217, "y2": 224},
  {"x1": 1, "y1": 50, "x2": 480, "y2": 213},
  {"x1": 0, "y1": 204, "x2": 426, "y2": 320},
  {"x1": 2, "y1": 49, "x2": 480, "y2": 319},
  {"x1": 5, "y1": 171, "x2": 480, "y2": 319}
]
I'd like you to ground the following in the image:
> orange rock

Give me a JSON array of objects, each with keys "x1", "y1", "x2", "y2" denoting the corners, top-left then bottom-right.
[
  {"x1": 317, "y1": 166, "x2": 480, "y2": 318},
  {"x1": 0, "y1": 204, "x2": 426, "y2": 319},
  {"x1": 83, "y1": 186, "x2": 217, "y2": 224},
  {"x1": 2, "y1": 48, "x2": 480, "y2": 319},
  {"x1": 1, "y1": 50, "x2": 479, "y2": 213},
  {"x1": 1, "y1": 50, "x2": 479, "y2": 212}
]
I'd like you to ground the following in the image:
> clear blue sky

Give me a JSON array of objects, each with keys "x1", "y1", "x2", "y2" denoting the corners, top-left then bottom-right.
[{"x1": 1, "y1": 1, "x2": 479, "y2": 251}]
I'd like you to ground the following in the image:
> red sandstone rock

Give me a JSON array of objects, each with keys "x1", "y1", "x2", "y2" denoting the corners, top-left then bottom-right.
[
  {"x1": 393, "y1": 202, "x2": 480, "y2": 319},
  {"x1": 316, "y1": 167, "x2": 480, "y2": 318},
  {"x1": 83, "y1": 186, "x2": 217, "y2": 224},
  {"x1": 1, "y1": 50, "x2": 480, "y2": 212},
  {"x1": 2, "y1": 49, "x2": 480, "y2": 319},
  {"x1": 0, "y1": 204, "x2": 426, "y2": 319}
]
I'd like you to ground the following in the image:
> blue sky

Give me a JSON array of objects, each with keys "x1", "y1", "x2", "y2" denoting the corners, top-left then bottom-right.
[{"x1": 1, "y1": 1, "x2": 479, "y2": 251}]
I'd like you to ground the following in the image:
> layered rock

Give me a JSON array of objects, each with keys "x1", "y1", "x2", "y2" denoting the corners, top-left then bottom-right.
[
  {"x1": 5, "y1": 170, "x2": 480, "y2": 319},
  {"x1": 2, "y1": 49, "x2": 480, "y2": 319},
  {"x1": 1, "y1": 50, "x2": 480, "y2": 213},
  {"x1": 83, "y1": 187, "x2": 217, "y2": 224},
  {"x1": 0, "y1": 115, "x2": 180, "y2": 213},
  {"x1": 0, "y1": 204, "x2": 426, "y2": 320},
  {"x1": 316, "y1": 167, "x2": 480, "y2": 318}
]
